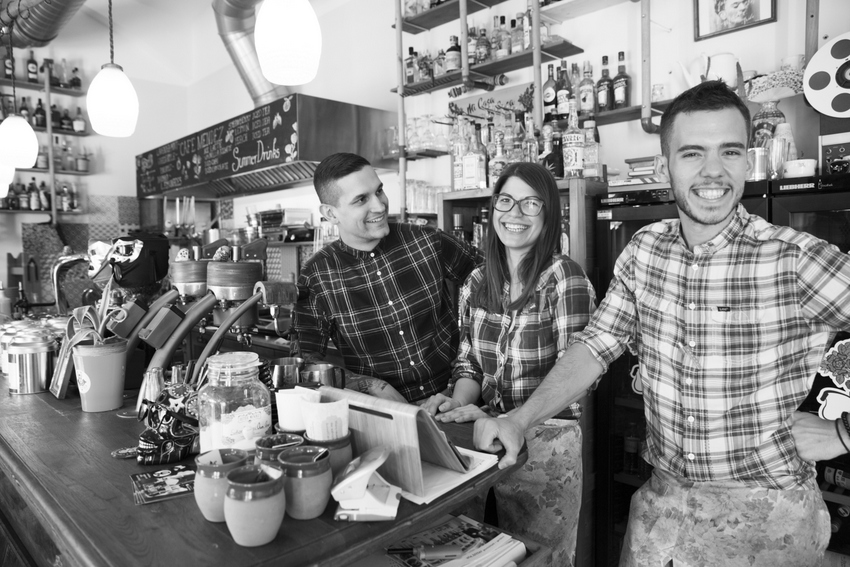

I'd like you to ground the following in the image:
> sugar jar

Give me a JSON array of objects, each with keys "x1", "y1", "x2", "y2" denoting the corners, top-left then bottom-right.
[{"x1": 198, "y1": 352, "x2": 272, "y2": 453}]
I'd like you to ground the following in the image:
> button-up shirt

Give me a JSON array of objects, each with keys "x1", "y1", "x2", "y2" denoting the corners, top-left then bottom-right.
[
  {"x1": 293, "y1": 223, "x2": 481, "y2": 402},
  {"x1": 572, "y1": 205, "x2": 850, "y2": 489},
  {"x1": 451, "y1": 255, "x2": 596, "y2": 419}
]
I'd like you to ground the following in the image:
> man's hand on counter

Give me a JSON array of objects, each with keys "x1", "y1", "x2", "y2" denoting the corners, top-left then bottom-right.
[
  {"x1": 344, "y1": 374, "x2": 407, "y2": 403},
  {"x1": 473, "y1": 416, "x2": 525, "y2": 470}
]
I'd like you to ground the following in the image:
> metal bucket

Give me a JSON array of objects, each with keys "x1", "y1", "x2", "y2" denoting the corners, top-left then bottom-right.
[{"x1": 7, "y1": 330, "x2": 59, "y2": 394}]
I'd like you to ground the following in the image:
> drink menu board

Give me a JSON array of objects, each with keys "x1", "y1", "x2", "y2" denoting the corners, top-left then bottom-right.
[{"x1": 136, "y1": 94, "x2": 298, "y2": 197}]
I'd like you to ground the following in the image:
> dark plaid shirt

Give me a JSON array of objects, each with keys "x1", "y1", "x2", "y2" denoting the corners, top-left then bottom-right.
[
  {"x1": 293, "y1": 223, "x2": 481, "y2": 402},
  {"x1": 573, "y1": 205, "x2": 850, "y2": 489}
]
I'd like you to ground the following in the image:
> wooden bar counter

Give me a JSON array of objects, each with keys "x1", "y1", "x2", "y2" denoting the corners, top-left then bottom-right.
[{"x1": 0, "y1": 375, "x2": 537, "y2": 567}]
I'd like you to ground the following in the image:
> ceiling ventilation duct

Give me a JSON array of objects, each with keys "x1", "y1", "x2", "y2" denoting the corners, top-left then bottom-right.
[
  {"x1": 212, "y1": 0, "x2": 289, "y2": 109},
  {"x1": 0, "y1": 0, "x2": 86, "y2": 48}
]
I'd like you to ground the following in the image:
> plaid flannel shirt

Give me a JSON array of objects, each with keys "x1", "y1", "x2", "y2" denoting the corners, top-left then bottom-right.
[
  {"x1": 451, "y1": 255, "x2": 596, "y2": 418},
  {"x1": 572, "y1": 205, "x2": 850, "y2": 489},
  {"x1": 293, "y1": 223, "x2": 480, "y2": 402}
]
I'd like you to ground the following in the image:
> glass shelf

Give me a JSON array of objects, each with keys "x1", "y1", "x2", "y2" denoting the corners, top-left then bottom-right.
[
  {"x1": 0, "y1": 78, "x2": 84, "y2": 97},
  {"x1": 31, "y1": 127, "x2": 89, "y2": 137}
]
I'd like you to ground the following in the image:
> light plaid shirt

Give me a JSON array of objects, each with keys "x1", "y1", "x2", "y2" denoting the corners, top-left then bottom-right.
[
  {"x1": 573, "y1": 205, "x2": 850, "y2": 489},
  {"x1": 293, "y1": 223, "x2": 481, "y2": 402},
  {"x1": 451, "y1": 256, "x2": 596, "y2": 419}
]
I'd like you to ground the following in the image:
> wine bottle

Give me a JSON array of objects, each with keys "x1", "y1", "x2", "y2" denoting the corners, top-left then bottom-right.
[
  {"x1": 542, "y1": 64, "x2": 556, "y2": 124},
  {"x1": 578, "y1": 60, "x2": 596, "y2": 116},
  {"x1": 596, "y1": 55, "x2": 614, "y2": 112},
  {"x1": 26, "y1": 50, "x2": 37, "y2": 83},
  {"x1": 33, "y1": 98, "x2": 46, "y2": 128},
  {"x1": 613, "y1": 51, "x2": 631, "y2": 109},
  {"x1": 555, "y1": 60, "x2": 571, "y2": 122}
]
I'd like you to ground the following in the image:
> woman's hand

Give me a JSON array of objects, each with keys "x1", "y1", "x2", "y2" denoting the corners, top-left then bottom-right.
[
  {"x1": 421, "y1": 393, "x2": 461, "y2": 416},
  {"x1": 435, "y1": 404, "x2": 489, "y2": 423}
]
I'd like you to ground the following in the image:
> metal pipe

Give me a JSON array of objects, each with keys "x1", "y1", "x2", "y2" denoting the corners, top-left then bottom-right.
[
  {"x1": 640, "y1": 0, "x2": 659, "y2": 134},
  {"x1": 395, "y1": 0, "x2": 406, "y2": 223},
  {"x1": 0, "y1": 0, "x2": 85, "y2": 48},
  {"x1": 146, "y1": 292, "x2": 219, "y2": 373},
  {"x1": 189, "y1": 291, "x2": 263, "y2": 384}
]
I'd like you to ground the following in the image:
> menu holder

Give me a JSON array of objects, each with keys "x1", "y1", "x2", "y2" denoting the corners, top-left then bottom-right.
[{"x1": 318, "y1": 387, "x2": 469, "y2": 497}]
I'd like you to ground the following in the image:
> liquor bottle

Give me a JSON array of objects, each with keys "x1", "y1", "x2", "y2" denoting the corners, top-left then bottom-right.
[
  {"x1": 490, "y1": 16, "x2": 500, "y2": 57},
  {"x1": 13, "y1": 282, "x2": 30, "y2": 320},
  {"x1": 63, "y1": 139, "x2": 75, "y2": 171},
  {"x1": 452, "y1": 119, "x2": 468, "y2": 191},
  {"x1": 59, "y1": 58, "x2": 69, "y2": 88},
  {"x1": 418, "y1": 52, "x2": 431, "y2": 81},
  {"x1": 405, "y1": 47, "x2": 416, "y2": 84},
  {"x1": 479, "y1": 119, "x2": 491, "y2": 165},
  {"x1": 555, "y1": 61, "x2": 571, "y2": 121},
  {"x1": 69, "y1": 67, "x2": 82, "y2": 89},
  {"x1": 467, "y1": 26, "x2": 477, "y2": 67},
  {"x1": 596, "y1": 55, "x2": 614, "y2": 112},
  {"x1": 38, "y1": 181, "x2": 49, "y2": 210},
  {"x1": 508, "y1": 112, "x2": 524, "y2": 164},
  {"x1": 542, "y1": 64, "x2": 557, "y2": 123},
  {"x1": 562, "y1": 99, "x2": 584, "y2": 178},
  {"x1": 540, "y1": 123, "x2": 563, "y2": 179},
  {"x1": 26, "y1": 50, "x2": 37, "y2": 83},
  {"x1": 570, "y1": 63, "x2": 581, "y2": 102},
  {"x1": 578, "y1": 60, "x2": 596, "y2": 116},
  {"x1": 582, "y1": 118, "x2": 601, "y2": 180},
  {"x1": 510, "y1": 18, "x2": 523, "y2": 55},
  {"x1": 550, "y1": 121, "x2": 563, "y2": 178},
  {"x1": 60, "y1": 183, "x2": 72, "y2": 212},
  {"x1": 613, "y1": 51, "x2": 631, "y2": 109},
  {"x1": 819, "y1": 462, "x2": 850, "y2": 489},
  {"x1": 33, "y1": 98, "x2": 46, "y2": 128},
  {"x1": 485, "y1": 115, "x2": 496, "y2": 159},
  {"x1": 3, "y1": 52, "x2": 12, "y2": 79},
  {"x1": 445, "y1": 36, "x2": 461, "y2": 72},
  {"x1": 522, "y1": 1, "x2": 532, "y2": 51},
  {"x1": 475, "y1": 28, "x2": 491, "y2": 64},
  {"x1": 623, "y1": 422, "x2": 640, "y2": 475},
  {"x1": 462, "y1": 123, "x2": 487, "y2": 189},
  {"x1": 36, "y1": 145, "x2": 48, "y2": 170},
  {"x1": 522, "y1": 112, "x2": 538, "y2": 163},
  {"x1": 451, "y1": 214, "x2": 468, "y2": 242},
  {"x1": 751, "y1": 101, "x2": 785, "y2": 148},
  {"x1": 497, "y1": 16, "x2": 511, "y2": 59},
  {"x1": 60, "y1": 108, "x2": 73, "y2": 131},
  {"x1": 52, "y1": 134, "x2": 63, "y2": 171},
  {"x1": 432, "y1": 49, "x2": 446, "y2": 77},
  {"x1": 28, "y1": 177, "x2": 39, "y2": 211},
  {"x1": 50, "y1": 59, "x2": 61, "y2": 88},
  {"x1": 488, "y1": 132, "x2": 508, "y2": 188},
  {"x1": 560, "y1": 204, "x2": 570, "y2": 255},
  {"x1": 73, "y1": 107, "x2": 87, "y2": 133},
  {"x1": 19, "y1": 97, "x2": 30, "y2": 123},
  {"x1": 50, "y1": 104, "x2": 60, "y2": 129}
]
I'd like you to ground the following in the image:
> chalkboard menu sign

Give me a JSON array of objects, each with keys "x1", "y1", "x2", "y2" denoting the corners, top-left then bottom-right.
[{"x1": 136, "y1": 95, "x2": 298, "y2": 197}]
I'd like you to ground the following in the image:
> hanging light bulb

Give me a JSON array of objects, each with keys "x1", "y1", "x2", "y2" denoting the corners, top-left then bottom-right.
[
  {"x1": 86, "y1": 0, "x2": 139, "y2": 137},
  {"x1": 255, "y1": 0, "x2": 322, "y2": 86},
  {"x1": 0, "y1": 23, "x2": 38, "y2": 168}
]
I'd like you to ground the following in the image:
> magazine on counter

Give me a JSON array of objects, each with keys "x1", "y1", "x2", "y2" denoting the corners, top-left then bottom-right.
[
  {"x1": 349, "y1": 514, "x2": 526, "y2": 567},
  {"x1": 130, "y1": 463, "x2": 196, "y2": 505}
]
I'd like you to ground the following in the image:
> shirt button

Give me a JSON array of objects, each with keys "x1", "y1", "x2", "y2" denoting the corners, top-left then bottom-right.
[
  {"x1": 388, "y1": 300, "x2": 393, "y2": 306},
  {"x1": 687, "y1": 415, "x2": 695, "y2": 423},
  {"x1": 420, "y1": 386, "x2": 425, "y2": 390},
  {"x1": 370, "y1": 253, "x2": 375, "y2": 258},
  {"x1": 399, "y1": 330, "x2": 404, "y2": 336},
  {"x1": 688, "y1": 340, "x2": 696, "y2": 348},
  {"x1": 687, "y1": 453, "x2": 695, "y2": 461},
  {"x1": 685, "y1": 378, "x2": 692, "y2": 385},
  {"x1": 377, "y1": 271, "x2": 382, "y2": 276},
  {"x1": 409, "y1": 361, "x2": 415, "y2": 366},
  {"x1": 688, "y1": 302, "x2": 695, "y2": 310},
  {"x1": 692, "y1": 264, "x2": 698, "y2": 270}
]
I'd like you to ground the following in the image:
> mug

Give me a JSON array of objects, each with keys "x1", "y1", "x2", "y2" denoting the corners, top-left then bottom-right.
[{"x1": 300, "y1": 363, "x2": 346, "y2": 389}]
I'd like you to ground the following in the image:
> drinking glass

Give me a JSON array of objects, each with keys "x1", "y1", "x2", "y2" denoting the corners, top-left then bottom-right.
[
  {"x1": 768, "y1": 137, "x2": 789, "y2": 180},
  {"x1": 419, "y1": 115, "x2": 435, "y2": 150},
  {"x1": 407, "y1": 119, "x2": 421, "y2": 152},
  {"x1": 433, "y1": 121, "x2": 449, "y2": 152}
]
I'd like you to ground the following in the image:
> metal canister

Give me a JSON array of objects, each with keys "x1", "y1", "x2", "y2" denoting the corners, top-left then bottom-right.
[
  {"x1": 747, "y1": 147, "x2": 768, "y2": 181},
  {"x1": 7, "y1": 330, "x2": 58, "y2": 394}
]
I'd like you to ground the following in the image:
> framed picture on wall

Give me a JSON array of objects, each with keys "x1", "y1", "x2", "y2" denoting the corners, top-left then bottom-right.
[{"x1": 694, "y1": 0, "x2": 776, "y2": 41}]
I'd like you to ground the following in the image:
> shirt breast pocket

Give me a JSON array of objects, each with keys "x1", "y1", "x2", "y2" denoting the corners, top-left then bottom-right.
[{"x1": 634, "y1": 291, "x2": 678, "y2": 360}]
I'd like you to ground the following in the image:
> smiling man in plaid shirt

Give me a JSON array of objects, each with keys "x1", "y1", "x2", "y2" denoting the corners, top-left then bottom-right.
[
  {"x1": 475, "y1": 81, "x2": 850, "y2": 566},
  {"x1": 292, "y1": 153, "x2": 481, "y2": 403}
]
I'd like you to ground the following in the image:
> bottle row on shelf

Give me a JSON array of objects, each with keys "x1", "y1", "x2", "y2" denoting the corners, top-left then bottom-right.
[
  {"x1": 1, "y1": 177, "x2": 81, "y2": 213},
  {"x1": 542, "y1": 53, "x2": 632, "y2": 121},
  {"x1": 0, "y1": 94, "x2": 87, "y2": 134},
  {"x1": 3, "y1": 52, "x2": 83, "y2": 90},
  {"x1": 32, "y1": 134, "x2": 91, "y2": 173}
]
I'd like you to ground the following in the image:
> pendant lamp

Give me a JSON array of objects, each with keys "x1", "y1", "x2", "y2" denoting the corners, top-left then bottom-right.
[
  {"x1": 255, "y1": 0, "x2": 322, "y2": 86},
  {"x1": 0, "y1": 164, "x2": 15, "y2": 195},
  {"x1": 86, "y1": 0, "x2": 138, "y2": 137},
  {"x1": 0, "y1": 24, "x2": 38, "y2": 168}
]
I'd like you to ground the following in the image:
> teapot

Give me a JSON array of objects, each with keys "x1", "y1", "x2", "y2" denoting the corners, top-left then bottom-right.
[{"x1": 679, "y1": 52, "x2": 740, "y2": 88}]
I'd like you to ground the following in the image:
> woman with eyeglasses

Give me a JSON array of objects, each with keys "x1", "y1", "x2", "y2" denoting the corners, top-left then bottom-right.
[{"x1": 422, "y1": 162, "x2": 596, "y2": 567}]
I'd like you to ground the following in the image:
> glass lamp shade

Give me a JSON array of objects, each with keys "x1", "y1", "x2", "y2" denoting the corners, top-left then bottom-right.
[
  {"x1": 0, "y1": 115, "x2": 38, "y2": 168},
  {"x1": 255, "y1": 0, "x2": 322, "y2": 86},
  {"x1": 0, "y1": 164, "x2": 15, "y2": 196},
  {"x1": 86, "y1": 63, "x2": 139, "y2": 138}
]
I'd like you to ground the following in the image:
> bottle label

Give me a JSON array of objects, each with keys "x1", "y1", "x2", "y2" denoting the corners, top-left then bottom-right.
[
  {"x1": 462, "y1": 154, "x2": 481, "y2": 189},
  {"x1": 563, "y1": 146, "x2": 584, "y2": 177},
  {"x1": 579, "y1": 85, "x2": 594, "y2": 113},
  {"x1": 752, "y1": 121, "x2": 776, "y2": 147},
  {"x1": 826, "y1": 466, "x2": 850, "y2": 489},
  {"x1": 597, "y1": 87, "x2": 608, "y2": 108},
  {"x1": 445, "y1": 51, "x2": 461, "y2": 72},
  {"x1": 543, "y1": 86, "x2": 556, "y2": 104},
  {"x1": 453, "y1": 160, "x2": 464, "y2": 190},
  {"x1": 614, "y1": 79, "x2": 627, "y2": 104},
  {"x1": 200, "y1": 405, "x2": 272, "y2": 453},
  {"x1": 556, "y1": 90, "x2": 571, "y2": 115}
]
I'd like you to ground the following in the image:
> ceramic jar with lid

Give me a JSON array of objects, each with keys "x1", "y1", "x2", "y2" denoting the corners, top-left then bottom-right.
[
  {"x1": 278, "y1": 445, "x2": 333, "y2": 520},
  {"x1": 304, "y1": 431, "x2": 352, "y2": 481},
  {"x1": 194, "y1": 448, "x2": 249, "y2": 522},
  {"x1": 224, "y1": 464, "x2": 285, "y2": 547},
  {"x1": 255, "y1": 433, "x2": 304, "y2": 468},
  {"x1": 198, "y1": 352, "x2": 272, "y2": 453}
]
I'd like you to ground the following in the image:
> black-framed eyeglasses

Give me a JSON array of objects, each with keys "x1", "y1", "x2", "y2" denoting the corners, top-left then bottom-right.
[{"x1": 492, "y1": 194, "x2": 545, "y2": 217}]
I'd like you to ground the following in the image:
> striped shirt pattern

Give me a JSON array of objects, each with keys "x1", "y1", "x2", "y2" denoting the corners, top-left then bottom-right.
[
  {"x1": 573, "y1": 205, "x2": 850, "y2": 489},
  {"x1": 293, "y1": 223, "x2": 480, "y2": 402},
  {"x1": 451, "y1": 255, "x2": 596, "y2": 418}
]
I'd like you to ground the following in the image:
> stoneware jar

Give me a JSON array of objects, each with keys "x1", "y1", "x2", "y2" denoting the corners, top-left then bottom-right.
[
  {"x1": 254, "y1": 433, "x2": 304, "y2": 469},
  {"x1": 304, "y1": 430, "x2": 352, "y2": 481},
  {"x1": 277, "y1": 445, "x2": 333, "y2": 520},
  {"x1": 194, "y1": 448, "x2": 249, "y2": 522},
  {"x1": 224, "y1": 465, "x2": 285, "y2": 547}
]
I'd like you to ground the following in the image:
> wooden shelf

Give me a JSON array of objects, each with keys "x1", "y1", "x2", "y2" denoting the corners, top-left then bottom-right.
[
  {"x1": 31, "y1": 126, "x2": 89, "y2": 137},
  {"x1": 398, "y1": 0, "x2": 508, "y2": 34},
  {"x1": 384, "y1": 149, "x2": 450, "y2": 160},
  {"x1": 539, "y1": 0, "x2": 632, "y2": 24},
  {"x1": 553, "y1": 99, "x2": 673, "y2": 129},
  {"x1": 441, "y1": 187, "x2": 493, "y2": 201},
  {"x1": 17, "y1": 168, "x2": 90, "y2": 176},
  {"x1": 0, "y1": 78, "x2": 84, "y2": 97},
  {"x1": 391, "y1": 38, "x2": 583, "y2": 98}
]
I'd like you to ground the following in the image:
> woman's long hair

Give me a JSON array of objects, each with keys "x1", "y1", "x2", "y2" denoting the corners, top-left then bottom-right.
[{"x1": 471, "y1": 162, "x2": 563, "y2": 313}]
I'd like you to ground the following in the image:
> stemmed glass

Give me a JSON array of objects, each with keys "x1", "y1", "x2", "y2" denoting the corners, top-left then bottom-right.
[
  {"x1": 407, "y1": 118, "x2": 421, "y2": 153},
  {"x1": 419, "y1": 115, "x2": 435, "y2": 150}
]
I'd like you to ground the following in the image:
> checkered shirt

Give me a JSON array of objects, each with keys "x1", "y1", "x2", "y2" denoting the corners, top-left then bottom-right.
[{"x1": 572, "y1": 205, "x2": 850, "y2": 489}]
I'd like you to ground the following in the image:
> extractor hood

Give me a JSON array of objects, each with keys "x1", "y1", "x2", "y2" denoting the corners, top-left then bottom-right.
[{"x1": 136, "y1": 93, "x2": 397, "y2": 200}]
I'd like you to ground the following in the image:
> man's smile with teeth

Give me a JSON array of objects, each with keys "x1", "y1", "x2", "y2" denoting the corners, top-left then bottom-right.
[
  {"x1": 693, "y1": 187, "x2": 728, "y2": 200},
  {"x1": 367, "y1": 215, "x2": 385, "y2": 223}
]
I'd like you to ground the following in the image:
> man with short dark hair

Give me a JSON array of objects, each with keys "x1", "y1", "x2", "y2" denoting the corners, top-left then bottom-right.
[
  {"x1": 713, "y1": 0, "x2": 758, "y2": 31},
  {"x1": 475, "y1": 81, "x2": 849, "y2": 566},
  {"x1": 293, "y1": 152, "x2": 481, "y2": 402}
]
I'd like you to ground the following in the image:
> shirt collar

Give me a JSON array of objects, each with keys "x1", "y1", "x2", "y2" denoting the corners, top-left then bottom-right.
[
  {"x1": 677, "y1": 203, "x2": 748, "y2": 255},
  {"x1": 332, "y1": 225, "x2": 395, "y2": 259}
]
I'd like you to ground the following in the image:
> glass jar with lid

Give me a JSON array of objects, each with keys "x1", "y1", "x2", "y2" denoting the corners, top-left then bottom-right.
[{"x1": 198, "y1": 352, "x2": 272, "y2": 453}]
